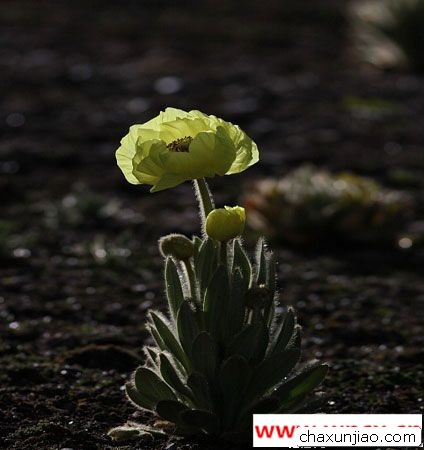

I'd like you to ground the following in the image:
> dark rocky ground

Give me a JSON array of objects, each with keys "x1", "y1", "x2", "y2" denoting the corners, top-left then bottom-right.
[{"x1": 0, "y1": 0, "x2": 423, "y2": 449}]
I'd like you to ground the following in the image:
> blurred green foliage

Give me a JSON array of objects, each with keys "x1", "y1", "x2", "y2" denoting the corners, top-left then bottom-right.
[
  {"x1": 243, "y1": 165, "x2": 411, "y2": 246},
  {"x1": 42, "y1": 184, "x2": 144, "y2": 230}
]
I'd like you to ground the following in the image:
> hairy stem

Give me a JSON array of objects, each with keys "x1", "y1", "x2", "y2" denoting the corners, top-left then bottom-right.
[
  {"x1": 193, "y1": 178, "x2": 215, "y2": 231},
  {"x1": 220, "y1": 241, "x2": 228, "y2": 267}
]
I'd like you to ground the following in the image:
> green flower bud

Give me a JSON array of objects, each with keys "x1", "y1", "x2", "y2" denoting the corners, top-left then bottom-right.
[
  {"x1": 205, "y1": 206, "x2": 246, "y2": 242},
  {"x1": 245, "y1": 284, "x2": 271, "y2": 309},
  {"x1": 159, "y1": 234, "x2": 194, "y2": 260}
]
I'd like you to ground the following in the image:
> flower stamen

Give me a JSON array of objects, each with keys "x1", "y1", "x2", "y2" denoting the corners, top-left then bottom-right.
[{"x1": 167, "y1": 136, "x2": 193, "y2": 152}]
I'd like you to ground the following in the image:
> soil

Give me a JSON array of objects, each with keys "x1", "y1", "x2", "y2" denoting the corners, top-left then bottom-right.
[{"x1": 0, "y1": 0, "x2": 423, "y2": 449}]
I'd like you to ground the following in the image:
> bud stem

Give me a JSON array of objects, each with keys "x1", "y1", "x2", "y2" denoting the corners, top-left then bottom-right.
[
  {"x1": 220, "y1": 241, "x2": 228, "y2": 266},
  {"x1": 193, "y1": 178, "x2": 215, "y2": 232}
]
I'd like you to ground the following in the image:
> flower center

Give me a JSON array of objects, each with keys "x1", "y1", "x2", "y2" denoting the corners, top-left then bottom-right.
[{"x1": 167, "y1": 136, "x2": 193, "y2": 152}]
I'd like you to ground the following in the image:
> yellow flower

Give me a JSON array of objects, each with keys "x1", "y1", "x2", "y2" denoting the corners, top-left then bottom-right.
[
  {"x1": 205, "y1": 206, "x2": 246, "y2": 241},
  {"x1": 116, "y1": 108, "x2": 258, "y2": 192}
]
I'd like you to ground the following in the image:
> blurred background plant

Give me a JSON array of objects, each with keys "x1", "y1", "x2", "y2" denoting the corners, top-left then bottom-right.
[
  {"x1": 243, "y1": 165, "x2": 413, "y2": 246},
  {"x1": 42, "y1": 183, "x2": 144, "y2": 230},
  {"x1": 351, "y1": 0, "x2": 424, "y2": 73}
]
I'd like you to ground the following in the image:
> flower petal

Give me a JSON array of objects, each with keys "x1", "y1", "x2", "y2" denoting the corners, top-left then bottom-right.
[
  {"x1": 141, "y1": 107, "x2": 192, "y2": 130},
  {"x1": 150, "y1": 174, "x2": 185, "y2": 192},
  {"x1": 160, "y1": 118, "x2": 211, "y2": 142},
  {"x1": 217, "y1": 119, "x2": 259, "y2": 174},
  {"x1": 115, "y1": 108, "x2": 259, "y2": 190},
  {"x1": 188, "y1": 128, "x2": 236, "y2": 176},
  {"x1": 115, "y1": 126, "x2": 142, "y2": 184},
  {"x1": 132, "y1": 139, "x2": 168, "y2": 185}
]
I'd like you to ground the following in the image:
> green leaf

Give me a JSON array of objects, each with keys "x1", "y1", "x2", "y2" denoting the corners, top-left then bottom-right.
[
  {"x1": 253, "y1": 320, "x2": 269, "y2": 363},
  {"x1": 264, "y1": 251, "x2": 277, "y2": 324},
  {"x1": 223, "y1": 268, "x2": 247, "y2": 340},
  {"x1": 287, "y1": 324, "x2": 302, "y2": 351},
  {"x1": 226, "y1": 322, "x2": 266, "y2": 361},
  {"x1": 179, "y1": 409, "x2": 219, "y2": 435},
  {"x1": 193, "y1": 236, "x2": 203, "y2": 262},
  {"x1": 156, "y1": 399, "x2": 189, "y2": 423},
  {"x1": 196, "y1": 238, "x2": 218, "y2": 295},
  {"x1": 220, "y1": 355, "x2": 252, "y2": 427},
  {"x1": 192, "y1": 332, "x2": 217, "y2": 382},
  {"x1": 187, "y1": 372, "x2": 212, "y2": 410},
  {"x1": 255, "y1": 237, "x2": 268, "y2": 285},
  {"x1": 265, "y1": 250, "x2": 277, "y2": 294},
  {"x1": 176, "y1": 301, "x2": 199, "y2": 358},
  {"x1": 246, "y1": 395, "x2": 280, "y2": 415},
  {"x1": 134, "y1": 367, "x2": 177, "y2": 403},
  {"x1": 245, "y1": 348, "x2": 300, "y2": 400},
  {"x1": 268, "y1": 307, "x2": 295, "y2": 356},
  {"x1": 226, "y1": 324, "x2": 257, "y2": 359},
  {"x1": 159, "y1": 353, "x2": 193, "y2": 400},
  {"x1": 147, "y1": 324, "x2": 165, "y2": 350},
  {"x1": 220, "y1": 355, "x2": 251, "y2": 399},
  {"x1": 237, "y1": 395, "x2": 280, "y2": 429},
  {"x1": 149, "y1": 312, "x2": 190, "y2": 372},
  {"x1": 165, "y1": 257, "x2": 185, "y2": 319},
  {"x1": 275, "y1": 363, "x2": 328, "y2": 411},
  {"x1": 125, "y1": 381, "x2": 154, "y2": 410},
  {"x1": 203, "y1": 265, "x2": 229, "y2": 342},
  {"x1": 288, "y1": 393, "x2": 326, "y2": 413},
  {"x1": 143, "y1": 346, "x2": 160, "y2": 368},
  {"x1": 233, "y1": 239, "x2": 252, "y2": 290}
]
